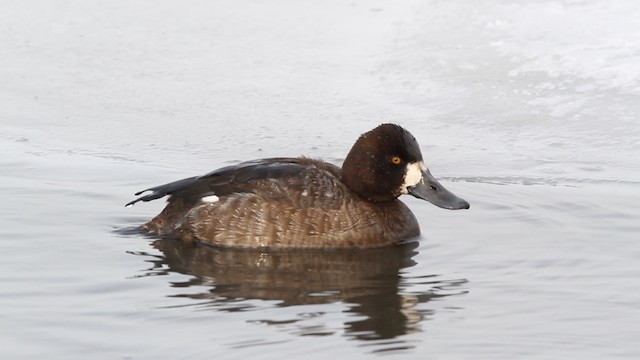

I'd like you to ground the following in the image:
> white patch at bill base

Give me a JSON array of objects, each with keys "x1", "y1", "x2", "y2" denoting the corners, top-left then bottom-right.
[
  {"x1": 401, "y1": 162, "x2": 426, "y2": 193},
  {"x1": 201, "y1": 195, "x2": 220, "y2": 203}
]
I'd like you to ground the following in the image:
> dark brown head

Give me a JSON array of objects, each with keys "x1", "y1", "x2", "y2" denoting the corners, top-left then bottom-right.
[{"x1": 341, "y1": 124, "x2": 470, "y2": 209}]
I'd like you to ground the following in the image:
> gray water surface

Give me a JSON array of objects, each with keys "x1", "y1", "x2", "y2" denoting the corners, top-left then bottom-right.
[{"x1": 2, "y1": 1, "x2": 639, "y2": 359}]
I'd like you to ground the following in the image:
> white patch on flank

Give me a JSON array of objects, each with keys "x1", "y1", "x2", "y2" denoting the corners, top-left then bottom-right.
[
  {"x1": 201, "y1": 195, "x2": 219, "y2": 203},
  {"x1": 401, "y1": 162, "x2": 426, "y2": 193}
]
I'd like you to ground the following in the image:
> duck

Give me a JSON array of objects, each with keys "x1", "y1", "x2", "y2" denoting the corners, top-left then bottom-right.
[{"x1": 126, "y1": 123, "x2": 469, "y2": 248}]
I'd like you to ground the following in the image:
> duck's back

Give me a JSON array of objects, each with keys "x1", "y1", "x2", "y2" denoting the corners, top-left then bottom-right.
[{"x1": 130, "y1": 157, "x2": 419, "y2": 248}]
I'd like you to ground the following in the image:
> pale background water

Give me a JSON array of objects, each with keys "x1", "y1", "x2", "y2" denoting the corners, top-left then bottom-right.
[{"x1": 1, "y1": 0, "x2": 639, "y2": 359}]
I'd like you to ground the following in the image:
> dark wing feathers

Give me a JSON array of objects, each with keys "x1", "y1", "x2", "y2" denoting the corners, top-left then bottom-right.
[
  {"x1": 125, "y1": 176, "x2": 201, "y2": 207},
  {"x1": 126, "y1": 157, "x2": 340, "y2": 207}
]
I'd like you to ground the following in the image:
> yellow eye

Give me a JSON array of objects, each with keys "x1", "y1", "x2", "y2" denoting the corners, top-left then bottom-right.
[{"x1": 391, "y1": 156, "x2": 402, "y2": 165}]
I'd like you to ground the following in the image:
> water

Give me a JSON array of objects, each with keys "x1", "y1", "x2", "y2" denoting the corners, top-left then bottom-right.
[{"x1": 2, "y1": 0, "x2": 639, "y2": 359}]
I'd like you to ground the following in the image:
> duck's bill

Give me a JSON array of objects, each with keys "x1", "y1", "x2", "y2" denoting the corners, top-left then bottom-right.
[{"x1": 408, "y1": 169, "x2": 470, "y2": 210}]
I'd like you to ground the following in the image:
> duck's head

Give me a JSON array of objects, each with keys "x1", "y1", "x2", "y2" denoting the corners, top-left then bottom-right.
[{"x1": 341, "y1": 123, "x2": 470, "y2": 209}]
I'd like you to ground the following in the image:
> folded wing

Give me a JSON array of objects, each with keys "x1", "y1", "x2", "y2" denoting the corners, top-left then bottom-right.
[{"x1": 126, "y1": 157, "x2": 343, "y2": 209}]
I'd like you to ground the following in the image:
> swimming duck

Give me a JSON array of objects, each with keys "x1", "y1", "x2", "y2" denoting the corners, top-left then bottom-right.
[{"x1": 126, "y1": 124, "x2": 469, "y2": 248}]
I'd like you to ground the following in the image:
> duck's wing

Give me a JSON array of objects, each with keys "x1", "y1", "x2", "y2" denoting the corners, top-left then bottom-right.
[{"x1": 125, "y1": 157, "x2": 343, "y2": 208}]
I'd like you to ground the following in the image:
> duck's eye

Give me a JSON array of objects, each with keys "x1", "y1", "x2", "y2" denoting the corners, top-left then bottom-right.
[{"x1": 391, "y1": 156, "x2": 402, "y2": 165}]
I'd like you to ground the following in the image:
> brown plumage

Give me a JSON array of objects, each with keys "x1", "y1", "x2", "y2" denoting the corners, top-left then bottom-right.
[{"x1": 126, "y1": 124, "x2": 469, "y2": 248}]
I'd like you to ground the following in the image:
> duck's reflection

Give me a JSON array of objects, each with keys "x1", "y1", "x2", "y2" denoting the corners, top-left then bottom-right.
[{"x1": 136, "y1": 239, "x2": 467, "y2": 343}]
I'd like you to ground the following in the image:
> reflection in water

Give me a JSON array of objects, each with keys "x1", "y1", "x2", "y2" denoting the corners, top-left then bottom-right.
[{"x1": 132, "y1": 239, "x2": 467, "y2": 350}]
